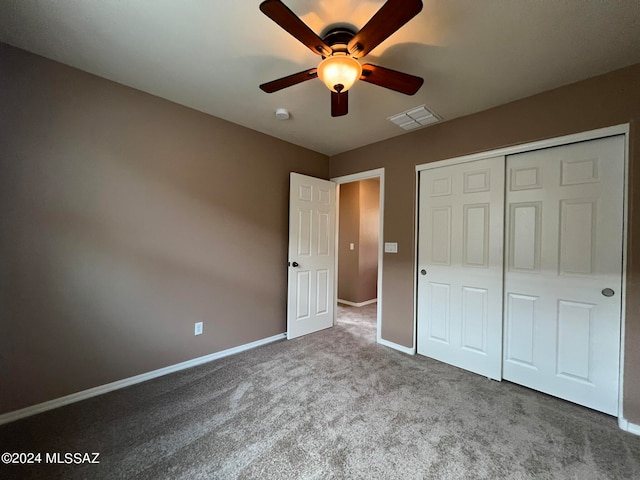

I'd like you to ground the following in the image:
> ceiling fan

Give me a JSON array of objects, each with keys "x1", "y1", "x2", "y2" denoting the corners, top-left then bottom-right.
[{"x1": 259, "y1": 0, "x2": 424, "y2": 117}]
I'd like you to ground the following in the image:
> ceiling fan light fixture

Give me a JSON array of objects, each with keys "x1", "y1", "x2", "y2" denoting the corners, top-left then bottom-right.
[{"x1": 317, "y1": 54, "x2": 362, "y2": 93}]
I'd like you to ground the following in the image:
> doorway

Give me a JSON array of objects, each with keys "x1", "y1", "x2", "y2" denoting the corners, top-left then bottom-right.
[
  {"x1": 337, "y1": 178, "x2": 380, "y2": 307},
  {"x1": 332, "y1": 169, "x2": 384, "y2": 342}
]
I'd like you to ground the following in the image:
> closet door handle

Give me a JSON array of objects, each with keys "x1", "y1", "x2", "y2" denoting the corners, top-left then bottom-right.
[
  {"x1": 420, "y1": 269, "x2": 427, "y2": 276},
  {"x1": 601, "y1": 288, "x2": 614, "y2": 297}
]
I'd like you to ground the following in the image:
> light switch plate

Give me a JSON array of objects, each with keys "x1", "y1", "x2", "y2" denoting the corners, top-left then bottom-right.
[
  {"x1": 349, "y1": 243, "x2": 355, "y2": 251},
  {"x1": 384, "y1": 242, "x2": 398, "y2": 253}
]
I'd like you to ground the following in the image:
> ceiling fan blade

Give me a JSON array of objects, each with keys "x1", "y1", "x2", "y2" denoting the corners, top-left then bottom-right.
[
  {"x1": 360, "y1": 64, "x2": 423, "y2": 95},
  {"x1": 260, "y1": 68, "x2": 318, "y2": 93},
  {"x1": 348, "y1": 0, "x2": 423, "y2": 58},
  {"x1": 260, "y1": 0, "x2": 331, "y2": 56},
  {"x1": 331, "y1": 91, "x2": 348, "y2": 117}
]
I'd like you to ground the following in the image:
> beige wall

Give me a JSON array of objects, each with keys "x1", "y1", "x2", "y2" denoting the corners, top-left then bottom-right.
[
  {"x1": 338, "y1": 179, "x2": 379, "y2": 304},
  {"x1": 338, "y1": 182, "x2": 360, "y2": 302},
  {"x1": 0, "y1": 43, "x2": 329, "y2": 414},
  {"x1": 357, "y1": 178, "x2": 380, "y2": 302},
  {"x1": 331, "y1": 63, "x2": 640, "y2": 423}
]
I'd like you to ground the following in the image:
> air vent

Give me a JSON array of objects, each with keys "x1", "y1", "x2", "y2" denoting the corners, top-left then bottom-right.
[{"x1": 388, "y1": 105, "x2": 440, "y2": 131}]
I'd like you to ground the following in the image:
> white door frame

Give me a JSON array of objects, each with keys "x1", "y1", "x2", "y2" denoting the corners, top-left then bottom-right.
[
  {"x1": 414, "y1": 124, "x2": 632, "y2": 430},
  {"x1": 331, "y1": 168, "x2": 385, "y2": 345}
]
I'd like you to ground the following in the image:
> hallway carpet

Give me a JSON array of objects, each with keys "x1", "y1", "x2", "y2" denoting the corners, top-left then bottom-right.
[{"x1": 1, "y1": 303, "x2": 639, "y2": 479}]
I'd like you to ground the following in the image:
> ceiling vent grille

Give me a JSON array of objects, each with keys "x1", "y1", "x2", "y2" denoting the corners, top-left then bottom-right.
[{"x1": 388, "y1": 105, "x2": 440, "y2": 131}]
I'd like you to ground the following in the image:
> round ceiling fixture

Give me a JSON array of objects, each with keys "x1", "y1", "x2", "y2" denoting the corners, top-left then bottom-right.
[{"x1": 317, "y1": 53, "x2": 362, "y2": 93}]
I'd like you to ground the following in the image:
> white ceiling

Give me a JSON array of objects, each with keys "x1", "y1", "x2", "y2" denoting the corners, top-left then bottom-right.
[{"x1": 1, "y1": 1, "x2": 639, "y2": 156}]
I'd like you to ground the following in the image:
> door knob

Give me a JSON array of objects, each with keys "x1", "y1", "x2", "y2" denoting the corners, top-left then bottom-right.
[
  {"x1": 601, "y1": 288, "x2": 615, "y2": 297},
  {"x1": 291, "y1": 261, "x2": 299, "y2": 268},
  {"x1": 420, "y1": 269, "x2": 427, "y2": 276}
]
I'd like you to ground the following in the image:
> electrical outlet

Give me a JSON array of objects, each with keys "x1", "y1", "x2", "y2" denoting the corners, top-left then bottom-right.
[{"x1": 194, "y1": 322, "x2": 203, "y2": 336}]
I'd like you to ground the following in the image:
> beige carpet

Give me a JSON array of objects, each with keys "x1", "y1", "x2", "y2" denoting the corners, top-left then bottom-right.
[{"x1": 1, "y1": 303, "x2": 639, "y2": 479}]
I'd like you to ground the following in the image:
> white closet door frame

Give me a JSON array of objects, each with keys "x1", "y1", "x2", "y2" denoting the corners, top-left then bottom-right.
[{"x1": 414, "y1": 124, "x2": 630, "y2": 428}]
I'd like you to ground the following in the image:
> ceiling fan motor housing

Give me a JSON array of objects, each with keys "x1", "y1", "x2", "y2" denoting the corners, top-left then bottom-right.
[{"x1": 321, "y1": 27, "x2": 357, "y2": 56}]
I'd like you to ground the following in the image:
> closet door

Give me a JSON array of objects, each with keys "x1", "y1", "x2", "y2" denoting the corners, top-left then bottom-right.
[
  {"x1": 417, "y1": 156, "x2": 505, "y2": 380},
  {"x1": 503, "y1": 136, "x2": 624, "y2": 415}
]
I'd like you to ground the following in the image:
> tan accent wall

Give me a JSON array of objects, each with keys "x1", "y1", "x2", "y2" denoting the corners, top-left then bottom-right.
[
  {"x1": 338, "y1": 182, "x2": 360, "y2": 302},
  {"x1": 338, "y1": 179, "x2": 379, "y2": 304},
  {"x1": 358, "y1": 178, "x2": 380, "y2": 302},
  {"x1": 330, "y1": 63, "x2": 640, "y2": 423},
  {"x1": 0, "y1": 43, "x2": 329, "y2": 414}
]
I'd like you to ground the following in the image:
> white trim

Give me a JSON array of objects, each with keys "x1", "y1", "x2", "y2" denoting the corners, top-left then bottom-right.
[
  {"x1": 415, "y1": 124, "x2": 630, "y2": 172},
  {"x1": 618, "y1": 128, "x2": 630, "y2": 419},
  {"x1": 332, "y1": 180, "x2": 341, "y2": 332},
  {"x1": 338, "y1": 298, "x2": 377, "y2": 307},
  {"x1": 378, "y1": 338, "x2": 416, "y2": 355},
  {"x1": 0, "y1": 333, "x2": 286, "y2": 426},
  {"x1": 618, "y1": 418, "x2": 640, "y2": 436},
  {"x1": 331, "y1": 168, "x2": 384, "y2": 185},
  {"x1": 332, "y1": 168, "x2": 385, "y2": 346},
  {"x1": 413, "y1": 167, "x2": 420, "y2": 352}
]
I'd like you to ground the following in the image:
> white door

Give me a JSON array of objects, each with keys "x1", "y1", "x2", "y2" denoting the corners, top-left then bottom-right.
[
  {"x1": 417, "y1": 156, "x2": 505, "y2": 380},
  {"x1": 287, "y1": 173, "x2": 336, "y2": 339},
  {"x1": 503, "y1": 136, "x2": 624, "y2": 415}
]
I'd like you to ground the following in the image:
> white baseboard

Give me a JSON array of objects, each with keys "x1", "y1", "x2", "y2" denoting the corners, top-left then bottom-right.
[
  {"x1": 338, "y1": 298, "x2": 377, "y2": 307},
  {"x1": 378, "y1": 337, "x2": 415, "y2": 355},
  {"x1": 0, "y1": 332, "x2": 286, "y2": 426},
  {"x1": 619, "y1": 417, "x2": 640, "y2": 436}
]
